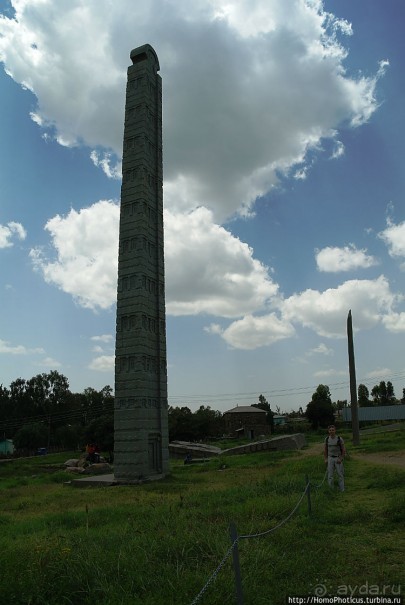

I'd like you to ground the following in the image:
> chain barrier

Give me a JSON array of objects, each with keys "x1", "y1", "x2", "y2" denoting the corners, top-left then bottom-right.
[
  {"x1": 189, "y1": 539, "x2": 238, "y2": 605},
  {"x1": 238, "y1": 482, "x2": 309, "y2": 540},
  {"x1": 311, "y1": 468, "x2": 328, "y2": 489},
  {"x1": 188, "y1": 480, "x2": 310, "y2": 605}
]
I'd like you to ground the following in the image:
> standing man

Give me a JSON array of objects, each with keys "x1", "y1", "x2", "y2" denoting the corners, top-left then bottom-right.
[{"x1": 324, "y1": 425, "x2": 346, "y2": 492}]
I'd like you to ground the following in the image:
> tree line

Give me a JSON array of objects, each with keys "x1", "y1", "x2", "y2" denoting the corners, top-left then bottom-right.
[
  {"x1": 357, "y1": 381, "x2": 404, "y2": 406},
  {"x1": 305, "y1": 381, "x2": 404, "y2": 429},
  {"x1": 1, "y1": 371, "x2": 403, "y2": 453},
  {"x1": 0, "y1": 371, "x2": 114, "y2": 453}
]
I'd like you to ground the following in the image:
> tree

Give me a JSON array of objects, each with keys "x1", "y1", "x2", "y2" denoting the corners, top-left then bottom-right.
[
  {"x1": 13, "y1": 423, "x2": 48, "y2": 451},
  {"x1": 379, "y1": 381, "x2": 388, "y2": 405},
  {"x1": 9, "y1": 378, "x2": 32, "y2": 421},
  {"x1": 358, "y1": 384, "x2": 370, "y2": 407},
  {"x1": 81, "y1": 386, "x2": 113, "y2": 425},
  {"x1": 54, "y1": 424, "x2": 84, "y2": 450},
  {"x1": 386, "y1": 381, "x2": 396, "y2": 403},
  {"x1": 168, "y1": 405, "x2": 224, "y2": 441},
  {"x1": 305, "y1": 384, "x2": 334, "y2": 429},
  {"x1": 84, "y1": 415, "x2": 114, "y2": 457},
  {"x1": 168, "y1": 406, "x2": 194, "y2": 441},
  {"x1": 371, "y1": 384, "x2": 380, "y2": 405},
  {"x1": 252, "y1": 394, "x2": 274, "y2": 429},
  {"x1": 0, "y1": 384, "x2": 11, "y2": 425},
  {"x1": 333, "y1": 400, "x2": 347, "y2": 413},
  {"x1": 27, "y1": 371, "x2": 70, "y2": 415},
  {"x1": 26, "y1": 371, "x2": 71, "y2": 446},
  {"x1": 192, "y1": 405, "x2": 223, "y2": 440},
  {"x1": 371, "y1": 381, "x2": 392, "y2": 405}
]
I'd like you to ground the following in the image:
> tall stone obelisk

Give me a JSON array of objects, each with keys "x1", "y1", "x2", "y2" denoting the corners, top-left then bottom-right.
[
  {"x1": 114, "y1": 45, "x2": 169, "y2": 482},
  {"x1": 347, "y1": 310, "x2": 360, "y2": 446}
]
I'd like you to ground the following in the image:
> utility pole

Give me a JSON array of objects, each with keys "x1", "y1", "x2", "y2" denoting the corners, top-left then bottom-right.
[{"x1": 347, "y1": 310, "x2": 360, "y2": 446}]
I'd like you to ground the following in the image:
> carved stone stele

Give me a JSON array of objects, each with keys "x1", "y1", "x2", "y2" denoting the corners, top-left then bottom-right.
[{"x1": 114, "y1": 45, "x2": 169, "y2": 482}]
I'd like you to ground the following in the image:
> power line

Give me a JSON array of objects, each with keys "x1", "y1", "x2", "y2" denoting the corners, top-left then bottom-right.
[
  {"x1": 0, "y1": 401, "x2": 112, "y2": 432},
  {"x1": 168, "y1": 372, "x2": 405, "y2": 405},
  {"x1": 1, "y1": 370, "x2": 404, "y2": 430}
]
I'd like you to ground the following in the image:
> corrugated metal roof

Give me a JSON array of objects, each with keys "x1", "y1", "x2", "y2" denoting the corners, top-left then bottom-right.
[
  {"x1": 342, "y1": 404, "x2": 405, "y2": 421},
  {"x1": 224, "y1": 406, "x2": 267, "y2": 414}
]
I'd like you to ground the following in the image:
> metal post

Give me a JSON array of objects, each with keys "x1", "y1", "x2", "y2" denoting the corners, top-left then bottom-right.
[
  {"x1": 305, "y1": 474, "x2": 312, "y2": 516},
  {"x1": 229, "y1": 522, "x2": 244, "y2": 605}
]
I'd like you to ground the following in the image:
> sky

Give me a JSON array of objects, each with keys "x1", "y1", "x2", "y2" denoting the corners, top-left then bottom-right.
[{"x1": 0, "y1": 0, "x2": 404, "y2": 414}]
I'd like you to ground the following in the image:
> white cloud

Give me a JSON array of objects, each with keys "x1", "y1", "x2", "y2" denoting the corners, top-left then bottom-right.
[
  {"x1": 293, "y1": 342, "x2": 334, "y2": 364},
  {"x1": 30, "y1": 200, "x2": 278, "y2": 318},
  {"x1": 165, "y1": 207, "x2": 278, "y2": 317},
  {"x1": 35, "y1": 356, "x2": 62, "y2": 368},
  {"x1": 206, "y1": 275, "x2": 405, "y2": 350},
  {"x1": 29, "y1": 200, "x2": 120, "y2": 311},
  {"x1": 92, "y1": 346, "x2": 104, "y2": 354},
  {"x1": 308, "y1": 343, "x2": 334, "y2": 356},
  {"x1": 207, "y1": 313, "x2": 295, "y2": 349},
  {"x1": 379, "y1": 219, "x2": 405, "y2": 264},
  {"x1": 365, "y1": 367, "x2": 392, "y2": 380},
  {"x1": 0, "y1": 221, "x2": 26, "y2": 248},
  {"x1": 28, "y1": 197, "x2": 405, "y2": 348},
  {"x1": 315, "y1": 244, "x2": 378, "y2": 272},
  {"x1": 314, "y1": 369, "x2": 346, "y2": 378},
  {"x1": 90, "y1": 151, "x2": 121, "y2": 180},
  {"x1": 89, "y1": 355, "x2": 115, "y2": 371},
  {"x1": 281, "y1": 275, "x2": 400, "y2": 338},
  {"x1": 0, "y1": 338, "x2": 44, "y2": 355},
  {"x1": 90, "y1": 334, "x2": 114, "y2": 355},
  {"x1": 27, "y1": 196, "x2": 405, "y2": 349},
  {"x1": 382, "y1": 312, "x2": 405, "y2": 333},
  {"x1": 0, "y1": 0, "x2": 384, "y2": 222},
  {"x1": 91, "y1": 334, "x2": 114, "y2": 343},
  {"x1": 330, "y1": 140, "x2": 345, "y2": 159}
]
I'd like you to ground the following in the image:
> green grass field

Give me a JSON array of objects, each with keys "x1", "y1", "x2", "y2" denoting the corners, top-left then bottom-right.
[{"x1": 0, "y1": 428, "x2": 404, "y2": 605}]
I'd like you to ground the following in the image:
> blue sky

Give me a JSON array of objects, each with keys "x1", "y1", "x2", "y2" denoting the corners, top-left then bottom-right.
[{"x1": 0, "y1": 0, "x2": 404, "y2": 413}]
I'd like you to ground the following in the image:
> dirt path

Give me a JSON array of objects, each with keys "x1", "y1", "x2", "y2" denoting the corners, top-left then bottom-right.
[
  {"x1": 350, "y1": 450, "x2": 405, "y2": 468},
  {"x1": 300, "y1": 441, "x2": 405, "y2": 468}
]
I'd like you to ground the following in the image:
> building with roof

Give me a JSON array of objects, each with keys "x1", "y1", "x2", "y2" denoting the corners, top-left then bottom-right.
[{"x1": 223, "y1": 406, "x2": 270, "y2": 439}]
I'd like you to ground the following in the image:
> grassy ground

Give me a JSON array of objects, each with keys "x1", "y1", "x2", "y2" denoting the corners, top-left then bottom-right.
[{"x1": 0, "y1": 429, "x2": 404, "y2": 605}]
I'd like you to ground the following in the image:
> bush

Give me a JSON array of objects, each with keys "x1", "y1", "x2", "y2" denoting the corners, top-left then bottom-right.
[{"x1": 13, "y1": 423, "x2": 48, "y2": 451}]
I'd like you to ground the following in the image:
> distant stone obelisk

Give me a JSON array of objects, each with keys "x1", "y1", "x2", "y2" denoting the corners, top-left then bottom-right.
[
  {"x1": 347, "y1": 309, "x2": 360, "y2": 446},
  {"x1": 114, "y1": 45, "x2": 169, "y2": 482}
]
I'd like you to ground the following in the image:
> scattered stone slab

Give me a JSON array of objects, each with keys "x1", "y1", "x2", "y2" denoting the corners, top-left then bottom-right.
[
  {"x1": 169, "y1": 441, "x2": 222, "y2": 459},
  {"x1": 267, "y1": 434, "x2": 307, "y2": 450},
  {"x1": 64, "y1": 458, "x2": 79, "y2": 467},
  {"x1": 82, "y1": 463, "x2": 113, "y2": 475},
  {"x1": 69, "y1": 474, "x2": 116, "y2": 487},
  {"x1": 169, "y1": 434, "x2": 307, "y2": 460}
]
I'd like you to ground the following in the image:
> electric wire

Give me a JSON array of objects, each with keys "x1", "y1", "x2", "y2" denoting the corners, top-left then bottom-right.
[{"x1": 1, "y1": 369, "x2": 404, "y2": 433}]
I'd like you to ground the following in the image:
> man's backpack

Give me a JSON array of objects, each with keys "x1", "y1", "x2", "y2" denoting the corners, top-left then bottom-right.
[{"x1": 325, "y1": 435, "x2": 343, "y2": 455}]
